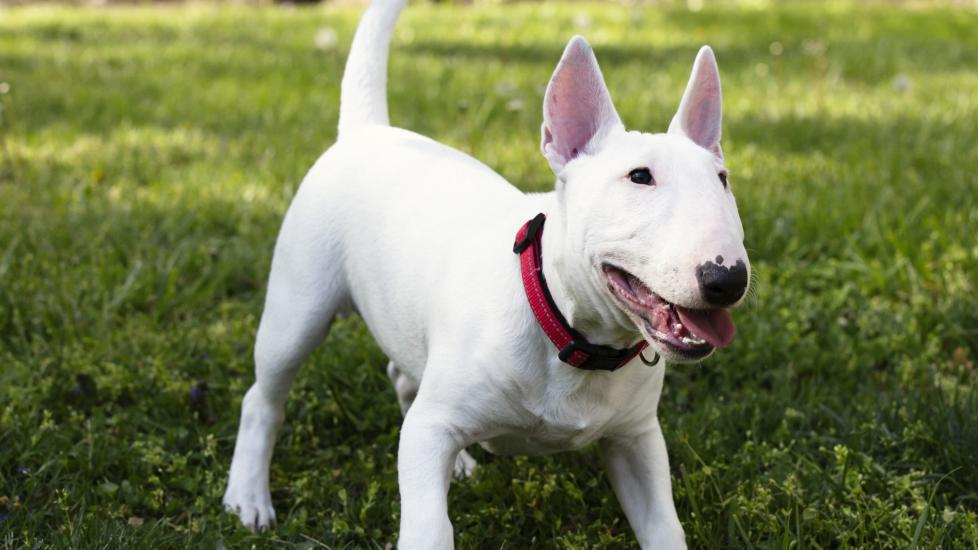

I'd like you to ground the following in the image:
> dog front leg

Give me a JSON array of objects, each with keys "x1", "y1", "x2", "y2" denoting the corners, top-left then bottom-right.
[
  {"x1": 396, "y1": 399, "x2": 468, "y2": 550},
  {"x1": 600, "y1": 422, "x2": 687, "y2": 550}
]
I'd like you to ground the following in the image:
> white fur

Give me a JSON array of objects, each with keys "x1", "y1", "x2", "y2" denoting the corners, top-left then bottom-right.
[{"x1": 223, "y1": 0, "x2": 750, "y2": 548}]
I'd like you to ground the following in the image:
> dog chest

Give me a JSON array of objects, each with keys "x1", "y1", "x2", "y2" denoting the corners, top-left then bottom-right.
[
  {"x1": 479, "y1": 421, "x2": 606, "y2": 456},
  {"x1": 476, "y1": 361, "x2": 666, "y2": 456},
  {"x1": 478, "y1": 391, "x2": 639, "y2": 455}
]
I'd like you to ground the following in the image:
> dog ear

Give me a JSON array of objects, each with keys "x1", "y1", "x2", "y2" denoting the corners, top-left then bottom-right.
[
  {"x1": 669, "y1": 46, "x2": 723, "y2": 160},
  {"x1": 541, "y1": 36, "x2": 622, "y2": 173}
]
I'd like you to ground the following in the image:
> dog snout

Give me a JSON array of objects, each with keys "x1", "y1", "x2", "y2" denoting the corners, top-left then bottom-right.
[{"x1": 696, "y1": 259, "x2": 748, "y2": 307}]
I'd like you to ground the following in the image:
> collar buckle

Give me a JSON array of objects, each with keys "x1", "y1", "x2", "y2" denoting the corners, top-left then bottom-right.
[
  {"x1": 559, "y1": 339, "x2": 644, "y2": 371},
  {"x1": 512, "y1": 213, "x2": 546, "y2": 254}
]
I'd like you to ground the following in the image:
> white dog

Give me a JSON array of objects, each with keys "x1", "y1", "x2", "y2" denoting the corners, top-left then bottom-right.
[{"x1": 223, "y1": 0, "x2": 750, "y2": 547}]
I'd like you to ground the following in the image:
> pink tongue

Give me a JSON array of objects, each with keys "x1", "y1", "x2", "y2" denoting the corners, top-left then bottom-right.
[{"x1": 676, "y1": 307, "x2": 736, "y2": 348}]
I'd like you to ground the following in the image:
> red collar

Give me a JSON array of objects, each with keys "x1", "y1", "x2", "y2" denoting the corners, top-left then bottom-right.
[{"x1": 514, "y1": 213, "x2": 647, "y2": 372}]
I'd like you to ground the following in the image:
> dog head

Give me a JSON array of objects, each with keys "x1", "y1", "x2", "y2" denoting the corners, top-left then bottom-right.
[{"x1": 541, "y1": 36, "x2": 749, "y2": 363}]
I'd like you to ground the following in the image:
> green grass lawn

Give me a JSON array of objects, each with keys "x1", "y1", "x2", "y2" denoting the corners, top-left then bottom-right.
[{"x1": 2, "y1": 1, "x2": 978, "y2": 547}]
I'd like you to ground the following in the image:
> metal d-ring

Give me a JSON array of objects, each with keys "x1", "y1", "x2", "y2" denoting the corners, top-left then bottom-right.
[{"x1": 639, "y1": 349, "x2": 660, "y2": 367}]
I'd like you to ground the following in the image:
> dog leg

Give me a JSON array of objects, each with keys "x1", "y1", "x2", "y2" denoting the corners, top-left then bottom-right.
[
  {"x1": 387, "y1": 361, "x2": 477, "y2": 480},
  {"x1": 224, "y1": 220, "x2": 349, "y2": 531},
  {"x1": 396, "y1": 395, "x2": 471, "y2": 549},
  {"x1": 386, "y1": 360, "x2": 418, "y2": 413},
  {"x1": 600, "y1": 422, "x2": 687, "y2": 550},
  {"x1": 452, "y1": 446, "x2": 477, "y2": 480}
]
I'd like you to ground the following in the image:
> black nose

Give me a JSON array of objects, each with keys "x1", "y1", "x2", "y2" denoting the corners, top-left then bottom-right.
[{"x1": 696, "y1": 260, "x2": 748, "y2": 307}]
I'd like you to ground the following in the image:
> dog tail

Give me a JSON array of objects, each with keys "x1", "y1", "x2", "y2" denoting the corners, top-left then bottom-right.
[{"x1": 338, "y1": 0, "x2": 407, "y2": 138}]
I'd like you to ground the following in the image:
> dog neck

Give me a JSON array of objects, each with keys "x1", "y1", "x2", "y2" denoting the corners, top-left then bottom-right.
[{"x1": 536, "y1": 197, "x2": 644, "y2": 351}]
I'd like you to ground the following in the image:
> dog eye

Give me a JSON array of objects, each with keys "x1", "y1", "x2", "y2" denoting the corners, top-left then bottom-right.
[
  {"x1": 718, "y1": 172, "x2": 728, "y2": 188},
  {"x1": 628, "y1": 168, "x2": 654, "y2": 185}
]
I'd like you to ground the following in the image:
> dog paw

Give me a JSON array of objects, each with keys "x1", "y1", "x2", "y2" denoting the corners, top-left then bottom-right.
[
  {"x1": 453, "y1": 448, "x2": 478, "y2": 480},
  {"x1": 643, "y1": 524, "x2": 686, "y2": 550},
  {"x1": 223, "y1": 485, "x2": 276, "y2": 532}
]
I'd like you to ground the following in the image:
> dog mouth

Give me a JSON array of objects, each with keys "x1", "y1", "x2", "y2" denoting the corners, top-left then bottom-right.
[{"x1": 601, "y1": 264, "x2": 736, "y2": 360}]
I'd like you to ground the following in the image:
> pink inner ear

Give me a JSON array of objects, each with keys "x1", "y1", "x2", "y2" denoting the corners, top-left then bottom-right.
[
  {"x1": 671, "y1": 46, "x2": 723, "y2": 157},
  {"x1": 682, "y1": 73, "x2": 721, "y2": 149},
  {"x1": 541, "y1": 37, "x2": 620, "y2": 171}
]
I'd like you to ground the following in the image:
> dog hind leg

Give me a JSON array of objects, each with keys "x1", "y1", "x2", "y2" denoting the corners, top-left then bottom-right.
[
  {"x1": 224, "y1": 214, "x2": 350, "y2": 531},
  {"x1": 387, "y1": 361, "x2": 477, "y2": 479}
]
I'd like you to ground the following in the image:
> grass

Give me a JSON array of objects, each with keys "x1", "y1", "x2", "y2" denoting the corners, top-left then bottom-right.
[{"x1": 1, "y1": 1, "x2": 978, "y2": 547}]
